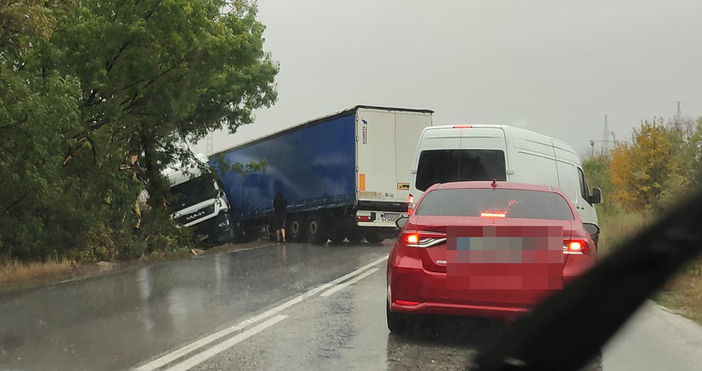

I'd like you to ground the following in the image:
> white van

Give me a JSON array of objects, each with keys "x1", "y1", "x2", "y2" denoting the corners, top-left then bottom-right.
[{"x1": 409, "y1": 124, "x2": 602, "y2": 229}]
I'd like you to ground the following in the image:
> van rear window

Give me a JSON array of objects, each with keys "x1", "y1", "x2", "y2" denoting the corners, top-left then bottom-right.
[
  {"x1": 415, "y1": 188, "x2": 574, "y2": 220},
  {"x1": 415, "y1": 150, "x2": 507, "y2": 191}
]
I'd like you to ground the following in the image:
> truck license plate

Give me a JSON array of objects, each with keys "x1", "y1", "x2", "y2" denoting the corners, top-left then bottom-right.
[{"x1": 383, "y1": 213, "x2": 400, "y2": 222}]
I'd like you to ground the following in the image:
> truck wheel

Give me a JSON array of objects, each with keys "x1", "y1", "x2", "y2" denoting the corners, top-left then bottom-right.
[
  {"x1": 241, "y1": 226, "x2": 256, "y2": 243},
  {"x1": 289, "y1": 218, "x2": 306, "y2": 242},
  {"x1": 308, "y1": 217, "x2": 326, "y2": 244},
  {"x1": 347, "y1": 228, "x2": 364, "y2": 244},
  {"x1": 329, "y1": 230, "x2": 346, "y2": 244},
  {"x1": 365, "y1": 231, "x2": 384, "y2": 244}
]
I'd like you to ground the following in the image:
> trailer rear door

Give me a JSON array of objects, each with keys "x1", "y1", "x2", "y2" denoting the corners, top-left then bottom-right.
[{"x1": 356, "y1": 108, "x2": 432, "y2": 206}]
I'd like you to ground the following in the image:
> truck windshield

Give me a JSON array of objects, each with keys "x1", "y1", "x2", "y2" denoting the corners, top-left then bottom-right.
[
  {"x1": 169, "y1": 177, "x2": 218, "y2": 212},
  {"x1": 415, "y1": 188, "x2": 574, "y2": 220},
  {"x1": 415, "y1": 149, "x2": 507, "y2": 191}
]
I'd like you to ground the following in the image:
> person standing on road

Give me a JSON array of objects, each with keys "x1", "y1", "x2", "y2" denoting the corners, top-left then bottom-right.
[{"x1": 273, "y1": 192, "x2": 287, "y2": 243}]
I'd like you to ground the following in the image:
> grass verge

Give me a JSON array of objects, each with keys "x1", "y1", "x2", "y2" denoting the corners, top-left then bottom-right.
[
  {"x1": 654, "y1": 272, "x2": 702, "y2": 325},
  {"x1": 0, "y1": 240, "x2": 272, "y2": 295},
  {"x1": 597, "y1": 205, "x2": 702, "y2": 326}
]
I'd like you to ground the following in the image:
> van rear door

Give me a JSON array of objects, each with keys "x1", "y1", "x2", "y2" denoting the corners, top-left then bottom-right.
[
  {"x1": 414, "y1": 127, "x2": 508, "y2": 192},
  {"x1": 355, "y1": 108, "x2": 432, "y2": 215}
]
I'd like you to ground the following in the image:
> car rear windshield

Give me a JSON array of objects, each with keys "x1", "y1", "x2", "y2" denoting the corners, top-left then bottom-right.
[
  {"x1": 415, "y1": 188, "x2": 574, "y2": 220},
  {"x1": 415, "y1": 149, "x2": 507, "y2": 191}
]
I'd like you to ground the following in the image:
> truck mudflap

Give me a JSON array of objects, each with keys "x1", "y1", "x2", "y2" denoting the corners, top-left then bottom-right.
[{"x1": 355, "y1": 210, "x2": 406, "y2": 228}]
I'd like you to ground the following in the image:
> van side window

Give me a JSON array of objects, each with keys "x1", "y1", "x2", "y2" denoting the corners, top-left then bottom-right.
[
  {"x1": 577, "y1": 167, "x2": 590, "y2": 200},
  {"x1": 415, "y1": 150, "x2": 507, "y2": 191}
]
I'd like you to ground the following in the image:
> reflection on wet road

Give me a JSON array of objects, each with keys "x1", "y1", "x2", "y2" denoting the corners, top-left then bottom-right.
[{"x1": 1, "y1": 242, "x2": 702, "y2": 371}]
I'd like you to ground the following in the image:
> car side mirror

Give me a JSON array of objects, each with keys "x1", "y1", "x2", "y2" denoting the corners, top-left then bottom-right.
[
  {"x1": 583, "y1": 223, "x2": 600, "y2": 240},
  {"x1": 589, "y1": 187, "x2": 602, "y2": 204},
  {"x1": 396, "y1": 216, "x2": 408, "y2": 229}
]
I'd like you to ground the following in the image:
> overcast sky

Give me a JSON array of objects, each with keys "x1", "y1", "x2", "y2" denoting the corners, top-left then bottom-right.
[{"x1": 194, "y1": 0, "x2": 702, "y2": 156}]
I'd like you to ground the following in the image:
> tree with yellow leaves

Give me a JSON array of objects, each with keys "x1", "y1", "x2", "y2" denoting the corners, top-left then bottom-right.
[{"x1": 608, "y1": 118, "x2": 672, "y2": 211}]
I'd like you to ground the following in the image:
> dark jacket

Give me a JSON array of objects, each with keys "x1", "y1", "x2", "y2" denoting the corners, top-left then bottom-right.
[{"x1": 274, "y1": 195, "x2": 287, "y2": 215}]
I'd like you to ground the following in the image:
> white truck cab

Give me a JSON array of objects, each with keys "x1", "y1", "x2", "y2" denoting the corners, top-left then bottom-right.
[
  {"x1": 164, "y1": 153, "x2": 235, "y2": 244},
  {"x1": 409, "y1": 124, "x2": 602, "y2": 229}
]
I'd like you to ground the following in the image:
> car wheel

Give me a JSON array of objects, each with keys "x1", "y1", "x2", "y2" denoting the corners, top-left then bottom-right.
[
  {"x1": 386, "y1": 301, "x2": 412, "y2": 334},
  {"x1": 308, "y1": 216, "x2": 326, "y2": 244},
  {"x1": 365, "y1": 231, "x2": 384, "y2": 244}
]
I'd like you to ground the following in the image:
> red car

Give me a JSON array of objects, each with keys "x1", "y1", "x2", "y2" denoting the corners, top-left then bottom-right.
[{"x1": 387, "y1": 181, "x2": 599, "y2": 333}]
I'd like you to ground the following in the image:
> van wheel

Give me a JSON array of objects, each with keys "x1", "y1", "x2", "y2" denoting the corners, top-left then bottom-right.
[
  {"x1": 308, "y1": 216, "x2": 326, "y2": 244},
  {"x1": 289, "y1": 217, "x2": 306, "y2": 242},
  {"x1": 365, "y1": 231, "x2": 384, "y2": 244},
  {"x1": 387, "y1": 301, "x2": 411, "y2": 334}
]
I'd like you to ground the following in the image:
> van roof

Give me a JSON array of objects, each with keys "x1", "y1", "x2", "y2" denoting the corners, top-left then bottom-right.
[{"x1": 425, "y1": 124, "x2": 570, "y2": 147}]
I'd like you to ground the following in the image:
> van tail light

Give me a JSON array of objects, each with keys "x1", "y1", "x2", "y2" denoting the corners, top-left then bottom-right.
[
  {"x1": 563, "y1": 239, "x2": 590, "y2": 255},
  {"x1": 401, "y1": 230, "x2": 447, "y2": 248},
  {"x1": 407, "y1": 194, "x2": 415, "y2": 216},
  {"x1": 357, "y1": 215, "x2": 371, "y2": 222},
  {"x1": 453, "y1": 124, "x2": 472, "y2": 128}
]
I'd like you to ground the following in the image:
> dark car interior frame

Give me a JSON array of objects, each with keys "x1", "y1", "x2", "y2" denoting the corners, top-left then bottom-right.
[{"x1": 468, "y1": 187, "x2": 702, "y2": 371}]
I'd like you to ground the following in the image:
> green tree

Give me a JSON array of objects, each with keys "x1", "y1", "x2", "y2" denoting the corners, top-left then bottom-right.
[
  {"x1": 0, "y1": 0, "x2": 278, "y2": 261},
  {"x1": 608, "y1": 118, "x2": 672, "y2": 211},
  {"x1": 0, "y1": 0, "x2": 85, "y2": 259}
]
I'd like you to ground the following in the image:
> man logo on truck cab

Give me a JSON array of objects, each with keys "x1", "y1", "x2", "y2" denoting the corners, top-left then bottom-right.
[{"x1": 361, "y1": 119, "x2": 368, "y2": 144}]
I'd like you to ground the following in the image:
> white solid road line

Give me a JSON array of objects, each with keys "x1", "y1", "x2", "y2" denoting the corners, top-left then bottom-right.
[
  {"x1": 320, "y1": 268, "x2": 379, "y2": 297},
  {"x1": 133, "y1": 255, "x2": 387, "y2": 371},
  {"x1": 165, "y1": 315, "x2": 289, "y2": 371}
]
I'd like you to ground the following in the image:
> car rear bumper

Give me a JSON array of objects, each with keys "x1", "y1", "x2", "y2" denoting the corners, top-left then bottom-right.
[
  {"x1": 389, "y1": 265, "x2": 554, "y2": 320},
  {"x1": 389, "y1": 300, "x2": 530, "y2": 318}
]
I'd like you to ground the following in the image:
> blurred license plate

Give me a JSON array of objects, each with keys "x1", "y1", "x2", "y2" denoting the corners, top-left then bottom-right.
[{"x1": 383, "y1": 213, "x2": 400, "y2": 222}]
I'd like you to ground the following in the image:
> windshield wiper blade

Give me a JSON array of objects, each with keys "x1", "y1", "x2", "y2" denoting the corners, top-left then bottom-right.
[{"x1": 468, "y1": 188, "x2": 702, "y2": 371}]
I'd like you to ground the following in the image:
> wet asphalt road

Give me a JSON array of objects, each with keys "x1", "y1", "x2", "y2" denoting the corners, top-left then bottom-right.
[{"x1": 2, "y1": 241, "x2": 702, "y2": 371}]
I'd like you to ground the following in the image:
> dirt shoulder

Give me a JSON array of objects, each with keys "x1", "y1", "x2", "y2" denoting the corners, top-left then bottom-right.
[
  {"x1": 0, "y1": 240, "x2": 273, "y2": 296},
  {"x1": 653, "y1": 272, "x2": 702, "y2": 326}
]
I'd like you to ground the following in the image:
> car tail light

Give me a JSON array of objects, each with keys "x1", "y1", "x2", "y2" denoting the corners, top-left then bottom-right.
[
  {"x1": 400, "y1": 230, "x2": 447, "y2": 248},
  {"x1": 407, "y1": 194, "x2": 415, "y2": 216},
  {"x1": 563, "y1": 239, "x2": 590, "y2": 255},
  {"x1": 480, "y1": 210, "x2": 506, "y2": 218},
  {"x1": 357, "y1": 215, "x2": 371, "y2": 222}
]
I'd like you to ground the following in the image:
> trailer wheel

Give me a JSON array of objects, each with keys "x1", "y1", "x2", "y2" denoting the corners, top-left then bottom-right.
[
  {"x1": 307, "y1": 216, "x2": 326, "y2": 244},
  {"x1": 347, "y1": 228, "x2": 364, "y2": 244},
  {"x1": 289, "y1": 217, "x2": 306, "y2": 242},
  {"x1": 365, "y1": 230, "x2": 384, "y2": 244},
  {"x1": 329, "y1": 230, "x2": 346, "y2": 244}
]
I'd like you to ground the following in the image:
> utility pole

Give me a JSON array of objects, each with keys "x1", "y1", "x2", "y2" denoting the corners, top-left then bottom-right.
[
  {"x1": 603, "y1": 115, "x2": 610, "y2": 155},
  {"x1": 590, "y1": 115, "x2": 615, "y2": 158},
  {"x1": 674, "y1": 101, "x2": 683, "y2": 125}
]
